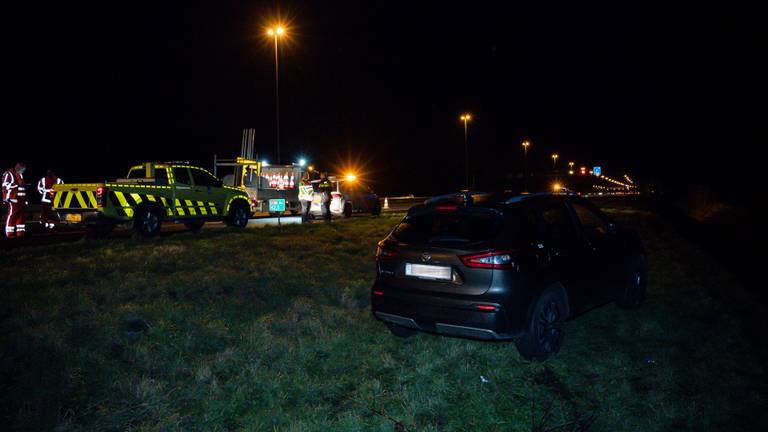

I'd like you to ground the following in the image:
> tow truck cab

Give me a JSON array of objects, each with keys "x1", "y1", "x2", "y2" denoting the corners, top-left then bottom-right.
[{"x1": 214, "y1": 157, "x2": 305, "y2": 215}]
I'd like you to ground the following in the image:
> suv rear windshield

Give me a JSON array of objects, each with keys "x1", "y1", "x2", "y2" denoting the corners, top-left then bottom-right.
[{"x1": 393, "y1": 209, "x2": 503, "y2": 247}]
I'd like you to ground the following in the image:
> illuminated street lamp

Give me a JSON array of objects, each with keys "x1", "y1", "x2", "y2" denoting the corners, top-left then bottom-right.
[
  {"x1": 267, "y1": 25, "x2": 286, "y2": 163},
  {"x1": 522, "y1": 140, "x2": 531, "y2": 192},
  {"x1": 568, "y1": 161, "x2": 574, "y2": 175},
  {"x1": 460, "y1": 114, "x2": 472, "y2": 190},
  {"x1": 551, "y1": 153, "x2": 559, "y2": 170}
]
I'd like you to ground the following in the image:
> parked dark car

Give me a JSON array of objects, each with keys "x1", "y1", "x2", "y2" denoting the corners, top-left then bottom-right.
[{"x1": 371, "y1": 192, "x2": 646, "y2": 360}]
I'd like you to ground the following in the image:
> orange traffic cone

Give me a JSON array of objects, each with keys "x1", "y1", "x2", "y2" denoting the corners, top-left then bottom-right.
[{"x1": 383, "y1": 197, "x2": 390, "y2": 209}]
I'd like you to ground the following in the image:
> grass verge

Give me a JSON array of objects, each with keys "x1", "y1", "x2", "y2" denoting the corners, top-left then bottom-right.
[{"x1": 1, "y1": 210, "x2": 765, "y2": 431}]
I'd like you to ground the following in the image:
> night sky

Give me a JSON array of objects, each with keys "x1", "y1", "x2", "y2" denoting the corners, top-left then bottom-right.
[{"x1": 3, "y1": 1, "x2": 761, "y2": 200}]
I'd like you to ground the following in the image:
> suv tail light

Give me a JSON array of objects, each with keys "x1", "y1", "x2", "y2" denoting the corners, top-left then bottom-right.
[
  {"x1": 460, "y1": 250, "x2": 514, "y2": 269},
  {"x1": 96, "y1": 186, "x2": 108, "y2": 208},
  {"x1": 376, "y1": 246, "x2": 398, "y2": 261}
]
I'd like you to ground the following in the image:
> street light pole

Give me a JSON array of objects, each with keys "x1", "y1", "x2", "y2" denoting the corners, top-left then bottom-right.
[
  {"x1": 551, "y1": 153, "x2": 559, "y2": 171},
  {"x1": 522, "y1": 140, "x2": 530, "y2": 193},
  {"x1": 460, "y1": 114, "x2": 472, "y2": 190},
  {"x1": 267, "y1": 26, "x2": 285, "y2": 164}
]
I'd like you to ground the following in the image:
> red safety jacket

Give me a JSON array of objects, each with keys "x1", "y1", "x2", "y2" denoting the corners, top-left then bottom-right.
[{"x1": 2, "y1": 168, "x2": 26, "y2": 204}]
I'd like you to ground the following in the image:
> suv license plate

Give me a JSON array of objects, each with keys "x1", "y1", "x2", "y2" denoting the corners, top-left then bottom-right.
[
  {"x1": 405, "y1": 263, "x2": 452, "y2": 280},
  {"x1": 64, "y1": 213, "x2": 82, "y2": 223}
]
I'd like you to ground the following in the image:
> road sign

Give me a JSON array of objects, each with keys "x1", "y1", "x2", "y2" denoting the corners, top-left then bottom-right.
[
  {"x1": 268, "y1": 199, "x2": 286, "y2": 212},
  {"x1": 593, "y1": 166, "x2": 602, "y2": 176}
]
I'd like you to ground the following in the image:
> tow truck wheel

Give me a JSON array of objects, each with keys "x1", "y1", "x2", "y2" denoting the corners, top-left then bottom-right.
[
  {"x1": 135, "y1": 206, "x2": 162, "y2": 237},
  {"x1": 226, "y1": 202, "x2": 249, "y2": 228}
]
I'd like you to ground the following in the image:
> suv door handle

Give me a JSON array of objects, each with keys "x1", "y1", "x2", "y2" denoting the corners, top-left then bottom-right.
[{"x1": 177, "y1": 186, "x2": 191, "y2": 190}]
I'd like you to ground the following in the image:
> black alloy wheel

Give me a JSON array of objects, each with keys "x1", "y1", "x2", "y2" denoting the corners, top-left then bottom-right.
[
  {"x1": 227, "y1": 202, "x2": 249, "y2": 228},
  {"x1": 536, "y1": 300, "x2": 564, "y2": 355},
  {"x1": 515, "y1": 287, "x2": 567, "y2": 361},
  {"x1": 136, "y1": 207, "x2": 162, "y2": 237}
]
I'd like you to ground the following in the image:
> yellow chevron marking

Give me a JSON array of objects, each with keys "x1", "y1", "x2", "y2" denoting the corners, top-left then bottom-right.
[
  {"x1": 147, "y1": 195, "x2": 156, "y2": 202},
  {"x1": 125, "y1": 208, "x2": 134, "y2": 217},
  {"x1": 74, "y1": 192, "x2": 87, "y2": 208},
  {"x1": 185, "y1": 200, "x2": 197, "y2": 216},
  {"x1": 53, "y1": 192, "x2": 62, "y2": 208},
  {"x1": 160, "y1": 197, "x2": 172, "y2": 215},
  {"x1": 209, "y1": 204, "x2": 218, "y2": 215},
  {"x1": 85, "y1": 191, "x2": 98, "y2": 208},
  {"x1": 175, "y1": 199, "x2": 185, "y2": 216},
  {"x1": 197, "y1": 201, "x2": 207, "y2": 215},
  {"x1": 63, "y1": 192, "x2": 74, "y2": 208},
  {"x1": 115, "y1": 191, "x2": 130, "y2": 208},
  {"x1": 130, "y1": 193, "x2": 143, "y2": 204}
]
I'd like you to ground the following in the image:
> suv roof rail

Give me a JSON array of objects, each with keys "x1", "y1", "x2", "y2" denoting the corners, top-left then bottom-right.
[
  {"x1": 161, "y1": 161, "x2": 191, "y2": 165},
  {"x1": 504, "y1": 192, "x2": 551, "y2": 203},
  {"x1": 424, "y1": 191, "x2": 491, "y2": 207}
]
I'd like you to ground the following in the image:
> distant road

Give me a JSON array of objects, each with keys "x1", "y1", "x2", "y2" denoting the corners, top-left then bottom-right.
[{"x1": 380, "y1": 196, "x2": 426, "y2": 212}]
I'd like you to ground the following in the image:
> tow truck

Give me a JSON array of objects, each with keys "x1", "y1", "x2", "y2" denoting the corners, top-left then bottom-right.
[
  {"x1": 214, "y1": 156, "x2": 305, "y2": 215},
  {"x1": 53, "y1": 162, "x2": 251, "y2": 236}
]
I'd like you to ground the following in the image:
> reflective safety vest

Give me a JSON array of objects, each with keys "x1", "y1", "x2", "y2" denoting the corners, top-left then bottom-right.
[
  {"x1": 37, "y1": 176, "x2": 64, "y2": 203},
  {"x1": 2, "y1": 168, "x2": 26, "y2": 204},
  {"x1": 298, "y1": 184, "x2": 314, "y2": 201}
]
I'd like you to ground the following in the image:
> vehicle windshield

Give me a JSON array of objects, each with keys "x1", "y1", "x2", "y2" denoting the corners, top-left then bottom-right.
[
  {"x1": 126, "y1": 168, "x2": 145, "y2": 178},
  {"x1": 126, "y1": 167, "x2": 168, "y2": 184},
  {"x1": 392, "y1": 209, "x2": 503, "y2": 247}
]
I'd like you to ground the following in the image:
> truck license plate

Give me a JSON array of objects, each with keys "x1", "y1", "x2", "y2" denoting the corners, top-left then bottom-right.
[
  {"x1": 405, "y1": 263, "x2": 452, "y2": 280},
  {"x1": 64, "y1": 213, "x2": 82, "y2": 223}
]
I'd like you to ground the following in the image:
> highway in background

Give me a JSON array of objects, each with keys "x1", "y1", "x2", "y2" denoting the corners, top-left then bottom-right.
[{"x1": 1, "y1": 195, "x2": 634, "y2": 249}]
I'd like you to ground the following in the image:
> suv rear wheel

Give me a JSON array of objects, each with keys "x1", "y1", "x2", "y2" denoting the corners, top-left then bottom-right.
[
  {"x1": 385, "y1": 322, "x2": 417, "y2": 338},
  {"x1": 515, "y1": 287, "x2": 567, "y2": 361},
  {"x1": 135, "y1": 206, "x2": 162, "y2": 237}
]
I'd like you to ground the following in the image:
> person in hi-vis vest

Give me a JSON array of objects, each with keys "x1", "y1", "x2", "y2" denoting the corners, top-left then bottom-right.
[
  {"x1": 2, "y1": 162, "x2": 28, "y2": 238},
  {"x1": 298, "y1": 171, "x2": 314, "y2": 223},
  {"x1": 37, "y1": 169, "x2": 64, "y2": 230}
]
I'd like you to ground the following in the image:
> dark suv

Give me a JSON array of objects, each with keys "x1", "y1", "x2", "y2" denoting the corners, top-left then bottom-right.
[{"x1": 371, "y1": 192, "x2": 646, "y2": 360}]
